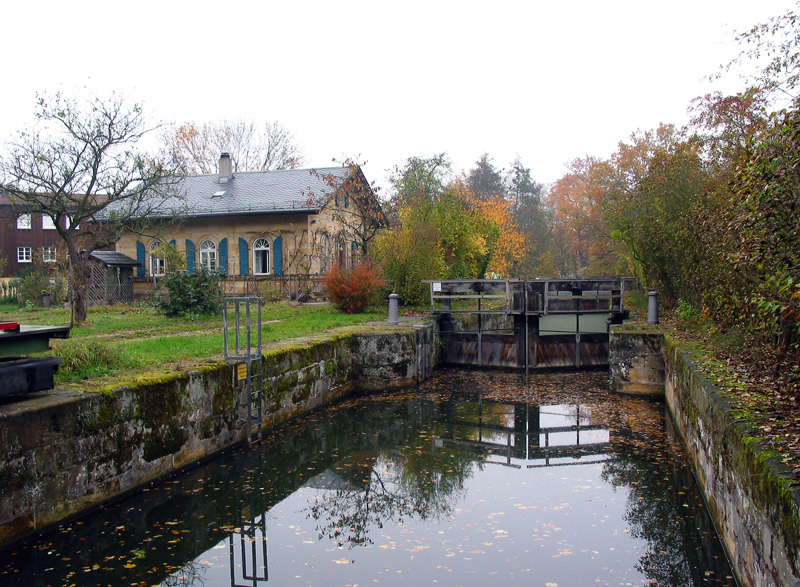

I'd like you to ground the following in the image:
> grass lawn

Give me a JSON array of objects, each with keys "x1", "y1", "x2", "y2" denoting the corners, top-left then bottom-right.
[{"x1": 0, "y1": 302, "x2": 384, "y2": 391}]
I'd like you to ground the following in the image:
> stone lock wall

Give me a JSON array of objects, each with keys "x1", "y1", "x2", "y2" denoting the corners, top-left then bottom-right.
[
  {"x1": 0, "y1": 321, "x2": 438, "y2": 548},
  {"x1": 664, "y1": 340, "x2": 800, "y2": 587},
  {"x1": 609, "y1": 327, "x2": 666, "y2": 396},
  {"x1": 611, "y1": 325, "x2": 800, "y2": 586}
]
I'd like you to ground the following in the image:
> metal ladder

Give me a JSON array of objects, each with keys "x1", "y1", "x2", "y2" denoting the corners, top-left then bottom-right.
[{"x1": 223, "y1": 297, "x2": 263, "y2": 445}]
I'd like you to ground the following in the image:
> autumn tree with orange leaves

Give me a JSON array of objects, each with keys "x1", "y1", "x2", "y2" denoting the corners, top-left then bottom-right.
[{"x1": 546, "y1": 156, "x2": 623, "y2": 276}]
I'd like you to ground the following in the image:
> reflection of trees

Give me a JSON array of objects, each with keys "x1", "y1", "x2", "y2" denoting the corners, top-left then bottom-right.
[
  {"x1": 602, "y1": 432, "x2": 735, "y2": 587},
  {"x1": 309, "y1": 455, "x2": 415, "y2": 547},
  {"x1": 396, "y1": 442, "x2": 472, "y2": 517},
  {"x1": 161, "y1": 560, "x2": 209, "y2": 587},
  {"x1": 602, "y1": 454, "x2": 693, "y2": 586},
  {"x1": 308, "y1": 436, "x2": 474, "y2": 548}
]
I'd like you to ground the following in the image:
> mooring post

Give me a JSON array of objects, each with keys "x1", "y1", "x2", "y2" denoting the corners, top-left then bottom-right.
[
  {"x1": 648, "y1": 291, "x2": 659, "y2": 325},
  {"x1": 388, "y1": 293, "x2": 399, "y2": 325}
]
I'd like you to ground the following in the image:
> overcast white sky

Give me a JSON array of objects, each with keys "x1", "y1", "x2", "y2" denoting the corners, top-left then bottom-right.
[{"x1": 2, "y1": 1, "x2": 797, "y2": 192}]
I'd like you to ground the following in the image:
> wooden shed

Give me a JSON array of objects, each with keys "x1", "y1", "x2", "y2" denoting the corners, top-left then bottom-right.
[{"x1": 88, "y1": 251, "x2": 141, "y2": 305}]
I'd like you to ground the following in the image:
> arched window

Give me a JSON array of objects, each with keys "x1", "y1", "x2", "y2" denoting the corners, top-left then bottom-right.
[
  {"x1": 253, "y1": 238, "x2": 271, "y2": 275},
  {"x1": 149, "y1": 241, "x2": 166, "y2": 276},
  {"x1": 200, "y1": 239, "x2": 217, "y2": 271}
]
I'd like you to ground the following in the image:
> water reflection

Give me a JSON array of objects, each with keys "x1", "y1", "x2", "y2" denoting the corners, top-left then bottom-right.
[
  {"x1": 229, "y1": 512, "x2": 268, "y2": 586},
  {"x1": 432, "y1": 400, "x2": 612, "y2": 468},
  {"x1": 0, "y1": 369, "x2": 736, "y2": 586}
]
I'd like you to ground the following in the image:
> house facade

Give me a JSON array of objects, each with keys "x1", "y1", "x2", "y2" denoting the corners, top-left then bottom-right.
[
  {"x1": 0, "y1": 195, "x2": 69, "y2": 277},
  {"x1": 114, "y1": 154, "x2": 378, "y2": 298}
]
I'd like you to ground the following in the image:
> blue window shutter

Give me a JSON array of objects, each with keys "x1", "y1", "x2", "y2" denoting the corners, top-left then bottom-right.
[
  {"x1": 273, "y1": 235, "x2": 283, "y2": 275},
  {"x1": 169, "y1": 239, "x2": 176, "y2": 246},
  {"x1": 136, "y1": 241, "x2": 145, "y2": 277},
  {"x1": 185, "y1": 239, "x2": 195, "y2": 273},
  {"x1": 238, "y1": 238, "x2": 249, "y2": 276},
  {"x1": 219, "y1": 238, "x2": 228, "y2": 275}
]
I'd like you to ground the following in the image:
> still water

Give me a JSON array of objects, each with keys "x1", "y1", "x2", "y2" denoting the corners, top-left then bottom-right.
[{"x1": 0, "y1": 369, "x2": 736, "y2": 586}]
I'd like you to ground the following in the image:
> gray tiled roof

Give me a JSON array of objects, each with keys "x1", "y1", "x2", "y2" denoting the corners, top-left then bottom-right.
[
  {"x1": 156, "y1": 166, "x2": 348, "y2": 218},
  {"x1": 90, "y1": 251, "x2": 142, "y2": 267}
]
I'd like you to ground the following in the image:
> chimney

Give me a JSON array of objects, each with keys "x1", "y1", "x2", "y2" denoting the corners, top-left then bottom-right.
[{"x1": 219, "y1": 152, "x2": 233, "y2": 182}]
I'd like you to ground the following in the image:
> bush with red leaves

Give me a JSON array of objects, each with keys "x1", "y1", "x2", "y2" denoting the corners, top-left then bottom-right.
[{"x1": 323, "y1": 263, "x2": 385, "y2": 314}]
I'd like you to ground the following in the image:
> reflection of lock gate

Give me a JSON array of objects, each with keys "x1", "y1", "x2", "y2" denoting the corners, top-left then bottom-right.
[
  {"x1": 223, "y1": 297, "x2": 263, "y2": 445},
  {"x1": 432, "y1": 401, "x2": 612, "y2": 469}
]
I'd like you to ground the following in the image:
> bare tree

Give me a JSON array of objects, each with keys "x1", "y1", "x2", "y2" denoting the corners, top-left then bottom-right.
[
  {"x1": 1, "y1": 91, "x2": 183, "y2": 323},
  {"x1": 307, "y1": 159, "x2": 388, "y2": 258},
  {"x1": 162, "y1": 118, "x2": 304, "y2": 174}
]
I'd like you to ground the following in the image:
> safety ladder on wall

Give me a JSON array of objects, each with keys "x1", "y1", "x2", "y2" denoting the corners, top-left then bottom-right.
[{"x1": 223, "y1": 297, "x2": 263, "y2": 445}]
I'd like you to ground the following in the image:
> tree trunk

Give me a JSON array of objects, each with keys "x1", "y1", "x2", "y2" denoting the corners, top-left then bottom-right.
[
  {"x1": 72, "y1": 275, "x2": 88, "y2": 324},
  {"x1": 67, "y1": 243, "x2": 90, "y2": 325}
]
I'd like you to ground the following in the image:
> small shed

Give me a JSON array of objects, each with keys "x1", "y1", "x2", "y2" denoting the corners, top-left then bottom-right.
[{"x1": 88, "y1": 251, "x2": 141, "y2": 305}]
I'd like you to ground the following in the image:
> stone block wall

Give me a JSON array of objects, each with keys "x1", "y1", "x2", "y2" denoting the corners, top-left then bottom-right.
[
  {"x1": 0, "y1": 321, "x2": 438, "y2": 548},
  {"x1": 664, "y1": 339, "x2": 800, "y2": 587},
  {"x1": 609, "y1": 326, "x2": 666, "y2": 396},
  {"x1": 610, "y1": 324, "x2": 800, "y2": 586}
]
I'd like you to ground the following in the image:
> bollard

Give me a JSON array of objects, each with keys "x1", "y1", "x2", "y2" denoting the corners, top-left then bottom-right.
[
  {"x1": 647, "y1": 291, "x2": 659, "y2": 325},
  {"x1": 388, "y1": 293, "x2": 399, "y2": 325}
]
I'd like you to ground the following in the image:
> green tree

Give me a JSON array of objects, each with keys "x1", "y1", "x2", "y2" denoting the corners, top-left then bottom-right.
[
  {"x1": 728, "y1": 6, "x2": 800, "y2": 101},
  {"x1": 387, "y1": 153, "x2": 451, "y2": 210},
  {"x1": 726, "y1": 105, "x2": 800, "y2": 347},
  {"x1": 505, "y1": 157, "x2": 550, "y2": 276},
  {"x1": 467, "y1": 153, "x2": 505, "y2": 201},
  {"x1": 373, "y1": 155, "x2": 513, "y2": 305}
]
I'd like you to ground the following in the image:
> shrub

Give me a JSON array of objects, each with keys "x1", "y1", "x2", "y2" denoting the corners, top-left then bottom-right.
[
  {"x1": 17, "y1": 266, "x2": 66, "y2": 307},
  {"x1": 676, "y1": 300, "x2": 702, "y2": 324},
  {"x1": 155, "y1": 269, "x2": 223, "y2": 318},
  {"x1": 323, "y1": 263, "x2": 385, "y2": 314}
]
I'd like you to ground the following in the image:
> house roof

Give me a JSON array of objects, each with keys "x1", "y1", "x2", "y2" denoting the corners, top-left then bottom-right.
[
  {"x1": 152, "y1": 166, "x2": 351, "y2": 219},
  {"x1": 90, "y1": 251, "x2": 142, "y2": 267}
]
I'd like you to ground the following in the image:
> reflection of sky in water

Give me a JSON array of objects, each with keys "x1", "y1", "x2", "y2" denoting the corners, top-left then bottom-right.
[
  {"x1": 157, "y1": 396, "x2": 695, "y2": 586},
  {"x1": 174, "y1": 458, "x2": 645, "y2": 586}
]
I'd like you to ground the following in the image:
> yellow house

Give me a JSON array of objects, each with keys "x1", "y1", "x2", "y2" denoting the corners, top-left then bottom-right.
[{"x1": 114, "y1": 154, "x2": 382, "y2": 299}]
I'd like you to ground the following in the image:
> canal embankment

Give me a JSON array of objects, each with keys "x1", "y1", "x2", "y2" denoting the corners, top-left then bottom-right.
[
  {"x1": 4, "y1": 315, "x2": 800, "y2": 585},
  {"x1": 0, "y1": 319, "x2": 437, "y2": 548},
  {"x1": 611, "y1": 325, "x2": 800, "y2": 587}
]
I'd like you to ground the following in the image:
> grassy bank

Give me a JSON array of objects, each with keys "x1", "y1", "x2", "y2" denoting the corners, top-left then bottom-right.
[{"x1": 0, "y1": 302, "x2": 383, "y2": 391}]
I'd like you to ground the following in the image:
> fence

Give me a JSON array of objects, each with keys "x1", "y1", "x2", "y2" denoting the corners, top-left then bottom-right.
[
  {"x1": 0, "y1": 278, "x2": 18, "y2": 303},
  {"x1": 237, "y1": 274, "x2": 326, "y2": 302}
]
